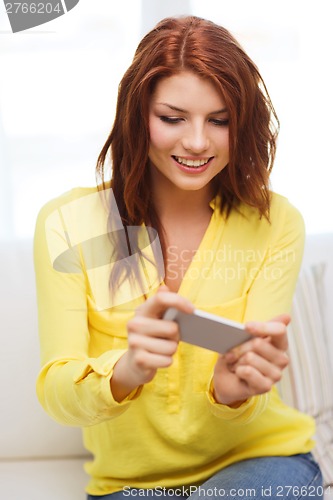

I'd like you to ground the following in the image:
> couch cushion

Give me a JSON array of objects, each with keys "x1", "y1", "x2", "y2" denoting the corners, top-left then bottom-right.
[
  {"x1": 0, "y1": 239, "x2": 87, "y2": 459},
  {"x1": 0, "y1": 458, "x2": 88, "y2": 499},
  {"x1": 278, "y1": 262, "x2": 333, "y2": 487},
  {"x1": 302, "y1": 233, "x2": 333, "y2": 349}
]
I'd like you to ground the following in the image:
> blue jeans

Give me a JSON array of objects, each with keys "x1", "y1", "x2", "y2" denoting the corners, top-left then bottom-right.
[{"x1": 87, "y1": 453, "x2": 323, "y2": 499}]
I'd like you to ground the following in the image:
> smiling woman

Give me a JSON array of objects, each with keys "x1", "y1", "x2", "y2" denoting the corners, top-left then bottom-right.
[
  {"x1": 97, "y1": 16, "x2": 278, "y2": 230},
  {"x1": 34, "y1": 15, "x2": 323, "y2": 499}
]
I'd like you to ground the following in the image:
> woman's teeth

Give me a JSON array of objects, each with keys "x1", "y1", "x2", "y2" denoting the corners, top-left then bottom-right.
[{"x1": 174, "y1": 156, "x2": 211, "y2": 168}]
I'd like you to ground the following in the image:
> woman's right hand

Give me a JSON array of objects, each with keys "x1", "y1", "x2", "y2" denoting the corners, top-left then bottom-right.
[{"x1": 110, "y1": 286, "x2": 194, "y2": 402}]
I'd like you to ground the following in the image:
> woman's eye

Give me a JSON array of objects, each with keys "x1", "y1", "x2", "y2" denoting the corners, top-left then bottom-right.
[
  {"x1": 210, "y1": 118, "x2": 229, "y2": 126},
  {"x1": 159, "y1": 116, "x2": 183, "y2": 124}
]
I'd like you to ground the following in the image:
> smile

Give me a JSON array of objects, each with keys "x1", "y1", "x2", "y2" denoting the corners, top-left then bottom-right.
[{"x1": 172, "y1": 156, "x2": 213, "y2": 168}]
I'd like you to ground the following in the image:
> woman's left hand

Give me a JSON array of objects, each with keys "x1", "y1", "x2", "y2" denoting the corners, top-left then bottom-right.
[{"x1": 212, "y1": 314, "x2": 290, "y2": 407}]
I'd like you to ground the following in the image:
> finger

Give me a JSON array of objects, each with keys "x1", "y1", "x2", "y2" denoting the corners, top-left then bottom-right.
[
  {"x1": 235, "y1": 365, "x2": 274, "y2": 394},
  {"x1": 136, "y1": 289, "x2": 194, "y2": 318},
  {"x1": 226, "y1": 337, "x2": 289, "y2": 369},
  {"x1": 270, "y1": 313, "x2": 291, "y2": 326},
  {"x1": 156, "y1": 285, "x2": 171, "y2": 294},
  {"x1": 127, "y1": 316, "x2": 180, "y2": 340},
  {"x1": 233, "y1": 351, "x2": 285, "y2": 383},
  {"x1": 225, "y1": 337, "x2": 270, "y2": 363},
  {"x1": 244, "y1": 318, "x2": 289, "y2": 350},
  {"x1": 245, "y1": 313, "x2": 291, "y2": 334},
  {"x1": 128, "y1": 333, "x2": 178, "y2": 357},
  {"x1": 245, "y1": 320, "x2": 288, "y2": 336},
  {"x1": 131, "y1": 349, "x2": 175, "y2": 370}
]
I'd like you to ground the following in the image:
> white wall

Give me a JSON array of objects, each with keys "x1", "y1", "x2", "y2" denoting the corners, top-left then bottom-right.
[
  {"x1": 0, "y1": 0, "x2": 142, "y2": 239},
  {"x1": 141, "y1": 0, "x2": 190, "y2": 34}
]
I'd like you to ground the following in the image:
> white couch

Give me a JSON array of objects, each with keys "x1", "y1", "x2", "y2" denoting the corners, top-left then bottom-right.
[{"x1": 1, "y1": 234, "x2": 332, "y2": 499}]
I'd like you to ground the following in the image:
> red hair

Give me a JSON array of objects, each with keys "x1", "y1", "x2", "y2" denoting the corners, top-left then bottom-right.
[{"x1": 96, "y1": 16, "x2": 279, "y2": 288}]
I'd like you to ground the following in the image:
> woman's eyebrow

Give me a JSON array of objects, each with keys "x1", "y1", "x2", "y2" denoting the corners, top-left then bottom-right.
[
  {"x1": 209, "y1": 108, "x2": 228, "y2": 115},
  {"x1": 156, "y1": 102, "x2": 228, "y2": 115}
]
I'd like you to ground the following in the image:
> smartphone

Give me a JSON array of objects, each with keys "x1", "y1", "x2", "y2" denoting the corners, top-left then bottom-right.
[{"x1": 163, "y1": 307, "x2": 252, "y2": 353}]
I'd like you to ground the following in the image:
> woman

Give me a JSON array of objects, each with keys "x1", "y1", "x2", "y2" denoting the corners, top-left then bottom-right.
[{"x1": 34, "y1": 16, "x2": 323, "y2": 499}]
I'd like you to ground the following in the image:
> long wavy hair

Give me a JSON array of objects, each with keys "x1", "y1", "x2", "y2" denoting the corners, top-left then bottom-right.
[{"x1": 96, "y1": 16, "x2": 279, "y2": 294}]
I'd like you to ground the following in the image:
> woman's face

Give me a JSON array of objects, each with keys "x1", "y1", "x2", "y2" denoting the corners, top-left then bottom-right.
[{"x1": 148, "y1": 71, "x2": 229, "y2": 195}]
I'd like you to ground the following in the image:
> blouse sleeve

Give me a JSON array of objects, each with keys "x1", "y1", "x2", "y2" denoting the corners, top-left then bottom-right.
[
  {"x1": 243, "y1": 196, "x2": 305, "y2": 323},
  {"x1": 34, "y1": 192, "x2": 141, "y2": 428}
]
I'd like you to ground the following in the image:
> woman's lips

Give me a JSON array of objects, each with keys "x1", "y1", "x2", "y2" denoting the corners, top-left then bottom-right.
[{"x1": 172, "y1": 155, "x2": 214, "y2": 173}]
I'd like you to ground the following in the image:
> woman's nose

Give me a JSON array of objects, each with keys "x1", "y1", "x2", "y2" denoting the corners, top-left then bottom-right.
[{"x1": 182, "y1": 125, "x2": 209, "y2": 153}]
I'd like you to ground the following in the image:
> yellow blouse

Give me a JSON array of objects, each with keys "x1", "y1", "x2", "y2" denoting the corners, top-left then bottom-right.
[{"x1": 34, "y1": 187, "x2": 315, "y2": 496}]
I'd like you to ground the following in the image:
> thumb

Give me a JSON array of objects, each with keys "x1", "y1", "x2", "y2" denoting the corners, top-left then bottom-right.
[
  {"x1": 245, "y1": 313, "x2": 291, "y2": 333},
  {"x1": 245, "y1": 313, "x2": 291, "y2": 350},
  {"x1": 269, "y1": 313, "x2": 291, "y2": 327},
  {"x1": 157, "y1": 285, "x2": 170, "y2": 293}
]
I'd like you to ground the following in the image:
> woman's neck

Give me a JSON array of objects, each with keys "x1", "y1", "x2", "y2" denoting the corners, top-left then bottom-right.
[{"x1": 151, "y1": 178, "x2": 215, "y2": 223}]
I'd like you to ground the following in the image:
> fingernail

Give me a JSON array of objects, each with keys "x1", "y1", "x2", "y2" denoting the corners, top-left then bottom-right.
[{"x1": 225, "y1": 352, "x2": 237, "y2": 363}]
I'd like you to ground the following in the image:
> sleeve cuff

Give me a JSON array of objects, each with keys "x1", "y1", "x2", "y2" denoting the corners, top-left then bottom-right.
[
  {"x1": 73, "y1": 349, "x2": 143, "y2": 419},
  {"x1": 206, "y1": 378, "x2": 271, "y2": 424}
]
